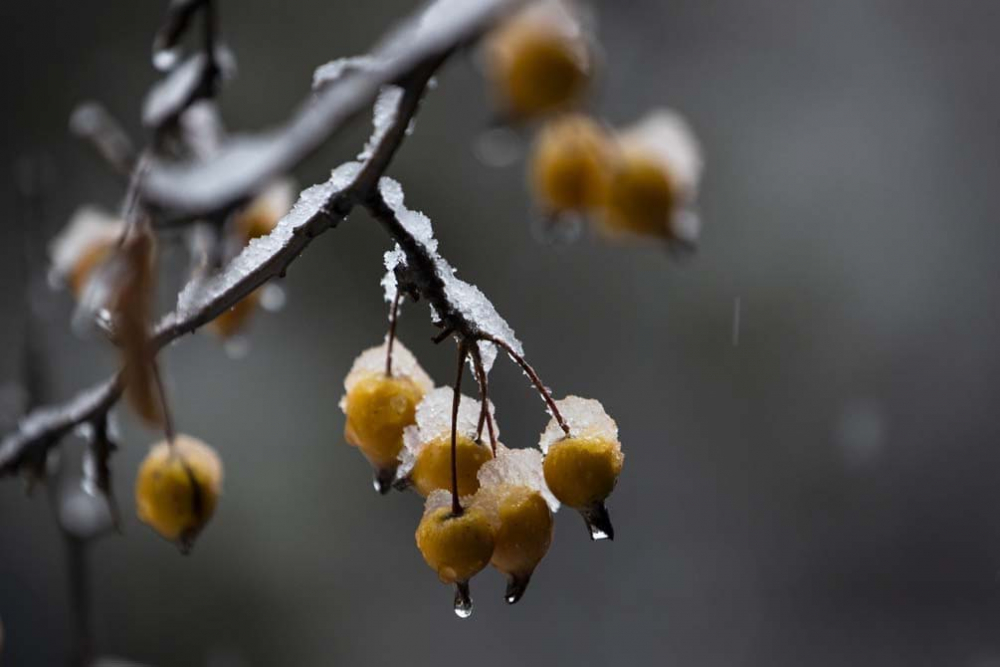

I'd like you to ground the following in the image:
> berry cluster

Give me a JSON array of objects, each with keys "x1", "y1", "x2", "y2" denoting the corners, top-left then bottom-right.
[
  {"x1": 483, "y1": 0, "x2": 703, "y2": 248},
  {"x1": 341, "y1": 339, "x2": 624, "y2": 616}
]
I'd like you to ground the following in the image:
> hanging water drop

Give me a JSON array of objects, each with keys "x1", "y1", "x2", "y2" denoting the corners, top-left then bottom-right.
[
  {"x1": 223, "y1": 335, "x2": 251, "y2": 360},
  {"x1": 372, "y1": 468, "x2": 395, "y2": 495},
  {"x1": 259, "y1": 284, "x2": 286, "y2": 312},
  {"x1": 153, "y1": 47, "x2": 181, "y2": 72},
  {"x1": 453, "y1": 581, "x2": 473, "y2": 618},
  {"x1": 473, "y1": 126, "x2": 523, "y2": 168},
  {"x1": 504, "y1": 573, "x2": 532, "y2": 605},
  {"x1": 530, "y1": 210, "x2": 584, "y2": 247},
  {"x1": 581, "y1": 502, "x2": 614, "y2": 541}
]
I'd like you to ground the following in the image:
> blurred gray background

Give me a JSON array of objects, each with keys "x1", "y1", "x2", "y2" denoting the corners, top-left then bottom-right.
[{"x1": 2, "y1": 0, "x2": 1000, "y2": 665}]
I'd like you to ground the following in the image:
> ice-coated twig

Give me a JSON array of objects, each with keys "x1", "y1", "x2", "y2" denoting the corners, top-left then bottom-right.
[{"x1": 139, "y1": 0, "x2": 527, "y2": 217}]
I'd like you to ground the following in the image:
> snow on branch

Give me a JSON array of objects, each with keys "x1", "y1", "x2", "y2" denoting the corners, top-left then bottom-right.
[{"x1": 139, "y1": 0, "x2": 526, "y2": 217}]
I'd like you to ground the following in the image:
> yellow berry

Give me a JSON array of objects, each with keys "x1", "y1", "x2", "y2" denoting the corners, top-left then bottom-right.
[
  {"x1": 530, "y1": 114, "x2": 612, "y2": 213},
  {"x1": 416, "y1": 505, "x2": 496, "y2": 584},
  {"x1": 344, "y1": 372, "x2": 425, "y2": 471},
  {"x1": 490, "y1": 486, "x2": 553, "y2": 574},
  {"x1": 543, "y1": 437, "x2": 622, "y2": 509},
  {"x1": 207, "y1": 290, "x2": 261, "y2": 339},
  {"x1": 135, "y1": 435, "x2": 223, "y2": 551},
  {"x1": 410, "y1": 435, "x2": 493, "y2": 498},
  {"x1": 486, "y1": 9, "x2": 589, "y2": 119},
  {"x1": 602, "y1": 147, "x2": 678, "y2": 238}
]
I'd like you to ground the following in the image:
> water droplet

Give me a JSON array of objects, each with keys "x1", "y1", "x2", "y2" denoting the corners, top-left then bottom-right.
[
  {"x1": 372, "y1": 468, "x2": 395, "y2": 495},
  {"x1": 453, "y1": 581, "x2": 473, "y2": 618},
  {"x1": 223, "y1": 335, "x2": 251, "y2": 359},
  {"x1": 259, "y1": 284, "x2": 286, "y2": 312},
  {"x1": 504, "y1": 573, "x2": 532, "y2": 604},
  {"x1": 530, "y1": 210, "x2": 584, "y2": 247},
  {"x1": 581, "y1": 502, "x2": 614, "y2": 541},
  {"x1": 153, "y1": 48, "x2": 180, "y2": 72},
  {"x1": 473, "y1": 126, "x2": 523, "y2": 168}
]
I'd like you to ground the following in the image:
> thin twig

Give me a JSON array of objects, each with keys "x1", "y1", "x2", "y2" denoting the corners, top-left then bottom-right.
[
  {"x1": 481, "y1": 334, "x2": 570, "y2": 436},
  {"x1": 470, "y1": 347, "x2": 497, "y2": 455},
  {"x1": 450, "y1": 343, "x2": 468, "y2": 516},
  {"x1": 385, "y1": 290, "x2": 401, "y2": 377}
]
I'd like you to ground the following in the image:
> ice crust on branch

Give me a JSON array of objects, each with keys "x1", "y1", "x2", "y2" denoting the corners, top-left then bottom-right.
[
  {"x1": 398, "y1": 387, "x2": 496, "y2": 479},
  {"x1": 312, "y1": 55, "x2": 384, "y2": 91},
  {"x1": 175, "y1": 162, "x2": 361, "y2": 319},
  {"x1": 339, "y1": 339, "x2": 434, "y2": 413},
  {"x1": 477, "y1": 445, "x2": 560, "y2": 512},
  {"x1": 538, "y1": 395, "x2": 619, "y2": 453},
  {"x1": 377, "y1": 177, "x2": 524, "y2": 372}
]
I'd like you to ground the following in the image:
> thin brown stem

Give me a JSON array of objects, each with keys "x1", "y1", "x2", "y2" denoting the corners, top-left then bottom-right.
[
  {"x1": 150, "y1": 361, "x2": 176, "y2": 444},
  {"x1": 470, "y1": 348, "x2": 497, "y2": 455},
  {"x1": 385, "y1": 290, "x2": 401, "y2": 377},
  {"x1": 450, "y1": 343, "x2": 468, "y2": 516},
  {"x1": 482, "y1": 335, "x2": 570, "y2": 437}
]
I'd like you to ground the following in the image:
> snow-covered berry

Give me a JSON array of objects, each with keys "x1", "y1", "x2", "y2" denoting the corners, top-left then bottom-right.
[
  {"x1": 530, "y1": 114, "x2": 612, "y2": 214},
  {"x1": 341, "y1": 340, "x2": 433, "y2": 492},
  {"x1": 135, "y1": 434, "x2": 223, "y2": 552},
  {"x1": 484, "y1": 0, "x2": 591, "y2": 119},
  {"x1": 48, "y1": 206, "x2": 124, "y2": 299}
]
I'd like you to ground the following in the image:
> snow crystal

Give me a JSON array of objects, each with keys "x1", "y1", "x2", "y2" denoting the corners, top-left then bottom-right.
[
  {"x1": 377, "y1": 177, "x2": 524, "y2": 365},
  {"x1": 424, "y1": 488, "x2": 465, "y2": 515},
  {"x1": 617, "y1": 109, "x2": 703, "y2": 198},
  {"x1": 359, "y1": 85, "x2": 404, "y2": 162},
  {"x1": 48, "y1": 206, "x2": 123, "y2": 285},
  {"x1": 312, "y1": 55, "x2": 384, "y2": 90},
  {"x1": 397, "y1": 387, "x2": 496, "y2": 480},
  {"x1": 478, "y1": 445, "x2": 559, "y2": 512},
  {"x1": 175, "y1": 162, "x2": 361, "y2": 319},
  {"x1": 538, "y1": 395, "x2": 619, "y2": 453},
  {"x1": 381, "y1": 245, "x2": 406, "y2": 303},
  {"x1": 339, "y1": 338, "x2": 434, "y2": 412}
]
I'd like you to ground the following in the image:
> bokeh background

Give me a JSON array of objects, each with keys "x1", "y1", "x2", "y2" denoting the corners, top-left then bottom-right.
[{"x1": 2, "y1": 0, "x2": 1000, "y2": 665}]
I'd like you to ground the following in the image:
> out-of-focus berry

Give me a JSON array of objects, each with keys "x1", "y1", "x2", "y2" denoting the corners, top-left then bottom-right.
[
  {"x1": 530, "y1": 114, "x2": 612, "y2": 213},
  {"x1": 135, "y1": 434, "x2": 223, "y2": 552},
  {"x1": 485, "y1": 0, "x2": 591, "y2": 119},
  {"x1": 48, "y1": 206, "x2": 124, "y2": 299}
]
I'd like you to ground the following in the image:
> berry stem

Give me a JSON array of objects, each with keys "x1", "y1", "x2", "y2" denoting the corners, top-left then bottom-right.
[
  {"x1": 150, "y1": 360, "x2": 176, "y2": 445},
  {"x1": 480, "y1": 335, "x2": 570, "y2": 437},
  {"x1": 470, "y1": 347, "x2": 497, "y2": 455},
  {"x1": 450, "y1": 342, "x2": 468, "y2": 516},
  {"x1": 385, "y1": 290, "x2": 401, "y2": 377}
]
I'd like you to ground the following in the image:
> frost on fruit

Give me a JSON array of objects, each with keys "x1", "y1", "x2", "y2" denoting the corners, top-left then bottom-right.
[
  {"x1": 378, "y1": 177, "x2": 524, "y2": 372},
  {"x1": 339, "y1": 339, "x2": 434, "y2": 413},
  {"x1": 397, "y1": 386, "x2": 496, "y2": 481},
  {"x1": 48, "y1": 206, "x2": 124, "y2": 294},
  {"x1": 539, "y1": 395, "x2": 619, "y2": 453},
  {"x1": 478, "y1": 445, "x2": 559, "y2": 512}
]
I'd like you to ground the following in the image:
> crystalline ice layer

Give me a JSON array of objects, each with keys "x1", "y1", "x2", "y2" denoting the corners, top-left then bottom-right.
[
  {"x1": 381, "y1": 245, "x2": 406, "y2": 303},
  {"x1": 538, "y1": 395, "x2": 619, "y2": 453},
  {"x1": 478, "y1": 445, "x2": 560, "y2": 512},
  {"x1": 359, "y1": 85, "x2": 404, "y2": 161},
  {"x1": 397, "y1": 387, "x2": 496, "y2": 480},
  {"x1": 49, "y1": 206, "x2": 123, "y2": 282},
  {"x1": 618, "y1": 109, "x2": 703, "y2": 197},
  {"x1": 312, "y1": 55, "x2": 383, "y2": 90},
  {"x1": 339, "y1": 339, "x2": 434, "y2": 413},
  {"x1": 175, "y1": 162, "x2": 361, "y2": 319},
  {"x1": 377, "y1": 177, "x2": 524, "y2": 359}
]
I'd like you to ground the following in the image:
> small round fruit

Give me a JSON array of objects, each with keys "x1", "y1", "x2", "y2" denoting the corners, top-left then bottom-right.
[
  {"x1": 344, "y1": 372, "x2": 425, "y2": 471},
  {"x1": 483, "y1": 485, "x2": 553, "y2": 602},
  {"x1": 486, "y1": 5, "x2": 590, "y2": 119},
  {"x1": 410, "y1": 435, "x2": 493, "y2": 498},
  {"x1": 207, "y1": 290, "x2": 261, "y2": 339},
  {"x1": 543, "y1": 437, "x2": 622, "y2": 509},
  {"x1": 135, "y1": 435, "x2": 223, "y2": 551},
  {"x1": 602, "y1": 147, "x2": 678, "y2": 238},
  {"x1": 530, "y1": 114, "x2": 612, "y2": 213},
  {"x1": 416, "y1": 504, "x2": 496, "y2": 585}
]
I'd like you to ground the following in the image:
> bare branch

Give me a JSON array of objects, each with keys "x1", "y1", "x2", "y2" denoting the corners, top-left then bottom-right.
[{"x1": 139, "y1": 0, "x2": 524, "y2": 217}]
